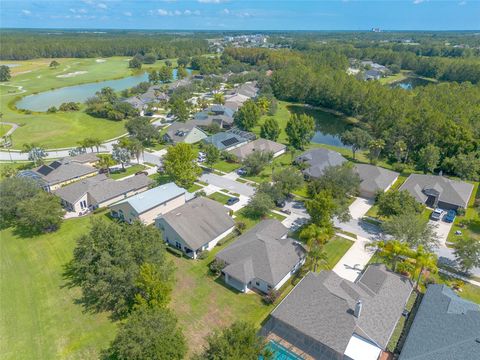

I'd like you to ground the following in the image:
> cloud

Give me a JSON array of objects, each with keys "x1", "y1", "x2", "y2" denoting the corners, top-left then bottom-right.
[
  {"x1": 97, "y1": 3, "x2": 107, "y2": 9},
  {"x1": 459, "y1": 0, "x2": 467, "y2": 5},
  {"x1": 222, "y1": 8, "x2": 230, "y2": 14},
  {"x1": 21, "y1": 9, "x2": 32, "y2": 15},
  {"x1": 151, "y1": 8, "x2": 200, "y2": 16},
  {"x1": 155, "y1": 9, "x2": 169, "y2": 16},
  {"x1": 413, "y1": 0, "x2": 427, "y2": 4},
  {"x1": 70, "y1": 8, "x2": 87, "y2": 14},
  {"x1": 123, "y1": 11, "x2": 132, "y2": 16},
  {"x1": 198, "y1": 0, "x2": 228, "y2": 3}
]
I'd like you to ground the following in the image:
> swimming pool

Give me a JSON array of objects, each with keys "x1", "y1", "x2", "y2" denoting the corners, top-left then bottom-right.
[{"x1": 263, "y1": 340, "x2": 304, "y2": 360}]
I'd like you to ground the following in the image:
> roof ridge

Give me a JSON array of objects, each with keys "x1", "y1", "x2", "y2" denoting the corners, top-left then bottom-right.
[{"x1": 404, "y1": 336, "x2": 480, "y2": 360}]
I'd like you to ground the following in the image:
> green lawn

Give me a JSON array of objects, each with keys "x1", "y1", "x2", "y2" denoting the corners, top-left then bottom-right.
[
  {"x1": 212, "y1": 160, "x2": 241, "y2": 173},
  {"x1": 0, "y1": 57, "x2": 175, "y2": 149},
  {"x1": 208, "y1": 191, "x2": 232, "y2": 204},
  {"x1": 188, "y1": 183, "x2": 203, "y2": 193},
  {"x1": 447, "y1": 182, "x2": 479, "y2": 244},
  {"x1": 321, "y1": 237, "x2": 354, "y2": 270},
  {"x1": 0, "y1": 216, "x2": 116, "y2": 360},
  {"x1": 0, "y1": 124, "x2": 12, "y2": 137},
  {"x1": 109, "y1": 164, "x2": 147, "y2": 180}
]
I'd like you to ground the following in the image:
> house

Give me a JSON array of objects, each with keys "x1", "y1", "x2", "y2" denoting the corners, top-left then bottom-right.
[
  {"x1": 224, "y1": 93, "x2": 250, "y2": 112},
  {"x1": 110, "y1": 182, "x2": 188, "y2": 225},
  {"x1": 354, "y1": 164, "x2": 399, "y2": 199},
  {"x1": 364, "y1": 69, "x2": 383, "y2": 81},
  {"x1": 295, "y1": 148, "x2": 347, "y2": 178},
  {"x1": 203, "y1": 131, "x2": 251, "y2": 151},
  {"x1": 399, "y1": 284, "x2": 480, "y2": 360},
  {"x1": 228, "y1": 138, "x2": 286, "y2": 162},
  {"x1": 236, "y1": 81, "x2": 259, "y2": 98},
  {"x1": 55, "y1": 174, "x2": 152, "y2": 214},
  {"x1": 215, "y1": 220, "x2": 306, "y2": 293},
  {"x1": 155, "y1": 197, "x2": 235, "y2": 259},
  {"x1": 398, "y1": 174, "x2": 474, "y2": 210},
  {"x1": 163, "y1": 121, "x2": 208, "y2": 144},
  {"x1": 18, "y1": 153, "x2": 99, "y2": 191},
  {"x1": 261, "y1": 264, "x2": 413, "y2": 360},
  {"x1": 191, "y1": 105, "x2": 235, "y2": 129}
]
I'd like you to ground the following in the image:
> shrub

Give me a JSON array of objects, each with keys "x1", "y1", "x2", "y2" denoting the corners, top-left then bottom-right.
[
  {"x1": 197, "y1": 250, "x2": 209, "y2": 260},
  {"x1": 47, "y1": 106, "x2": 57, "y2": 113},
  {"x1": 166, "y1": 246, "x2": 183, "y2": 257},
  {"x1": 263, "y1": 289, "x2": 280, "y2": 305},
  {"x1": 209, "y1": 259, "x2": 225, "y2": 276},
  {"x1": 456, "y1": 207, "x2": 466, "y2": 216},
  {"x1": 195, "y1": 190, "x2": 207, "y2": 198},
  {"x1": 392, "y1": 162, "x2": 406, "y2": 173},
  {"x1": 235, "y1": 221, "x2": 246, "y2": 234}
]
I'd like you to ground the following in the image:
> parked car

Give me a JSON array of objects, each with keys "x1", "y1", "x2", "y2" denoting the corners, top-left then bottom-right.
[
  {"x1": 237, "y1": 168, "x2": 247, "y2": 176},
  {"x1": 292, "y1": 202, "x2": 305, "y2": 209},
  {"x1": 275, "y1": 199, "x2": 286, "y2": 208},
  {"x1": 281, "y1": 209, "x2": 292, "y2": 215},
  {"x1": 135, "y1": 170, "x2": 149, "y2": 176},
  {"x1": 444, "y1": 209, "x2": 456, "y2": 223},
  {"x1": 226, "y1": 197, "x2": 240, "y2": 206},
  {"x1": 430, "y1": 208, "x2": 444, "y2": 221}
]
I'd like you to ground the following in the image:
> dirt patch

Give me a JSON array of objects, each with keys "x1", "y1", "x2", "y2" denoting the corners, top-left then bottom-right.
[
  {"x1": 96, "y1": 59, "x2": 106, "y2": 63},
  {"x1": 56, "y1": 71, "x2": 88, "y2": 78}
]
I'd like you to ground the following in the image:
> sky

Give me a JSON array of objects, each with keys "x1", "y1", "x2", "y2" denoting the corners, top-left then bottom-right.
[{"x1": 1, "y1": 0, "x2": 479, "y2": 31}]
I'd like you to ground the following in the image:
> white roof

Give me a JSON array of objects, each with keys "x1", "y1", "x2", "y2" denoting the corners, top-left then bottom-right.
[{"x1": 344, "y1": 334, "x2": 382, "y2": 360}]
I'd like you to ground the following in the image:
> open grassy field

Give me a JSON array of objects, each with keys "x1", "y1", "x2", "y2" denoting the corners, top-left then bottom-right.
[
  {"x1": 0, "y1": 215, "x2": 116, "y2": 360},
  {"x1": 0, "y1": 57, "x2": 174, "y2": 149}
]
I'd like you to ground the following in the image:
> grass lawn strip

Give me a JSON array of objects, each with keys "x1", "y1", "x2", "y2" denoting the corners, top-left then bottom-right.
[
  {"x1": 109, "y1": 164, "x2": 147, "y2": 180},
  {"x1": 208, "y1": 191, "x2": 232, "y2": 204}
]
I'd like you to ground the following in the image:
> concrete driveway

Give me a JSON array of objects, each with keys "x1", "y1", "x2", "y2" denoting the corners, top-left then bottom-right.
[
  {"x1": 280, "y1": 201, "x2": 310, "y2": 229},
  {"x1": 199, "y1": 172, "x2": 255, "y2": 197},
  {"x1": 334, "y1": 197, "x2": 380, "y2": 240},
  {"x1": 332, "y1": 235, "x2": 376, "y2": 282}
]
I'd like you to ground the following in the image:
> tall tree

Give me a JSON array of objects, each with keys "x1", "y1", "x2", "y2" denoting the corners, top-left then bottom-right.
[
  {"x1": 367, "y1": 240, "x2": 414, "y2": 272},
  {"x1": 148, "y1": 70, "x2": 159, "y2": 84},
  {"x1": 102, "y1": 307, "x2": 186, "y2": 360},
  {"x1": 158, "y1": 66, "x2": 173, "y2": 83},
  {"x1": 49, "y1": 60, "x2": 60, "y2": 69},
  {"x1": 64, "y1": 219, "x2": 174, "y2": 320},
  {"x1": 272, "y1": 167, "x2": 304, "y2": 196},
  {"x1": 376, "y1": 190, "x2": 424, "y2": 218},
  {"x1": 16, "y1": 191, "x2": 63, "y2": 234},
  {"x1": 234, "y1": 99, "x2": 260, "y2": 131},
  {"x1": 129, "y1": 57, "x2": 142, "y2": 69},
  {"x1": 453, "y1": 237, "x2": 480, "y2": 273},
  {"x1": 112, "y1": 143, "x2": 131, "y2": 170},
  {"x1": 244, "y1": 193, "x2": 274, "y2": 219},
  {"x1": 213, "y1": 93, "x2": 225, "y2": 105},
  {"x1": 0, "y1": 65, "x2": 11, "y2": 82},
  {"x1": 163, "y1": 143, "x2": 202, "y2": 188},
  {"x1": 134, "y1": 263, "x2": 175, "y2": 310},
  {"x1": 285, "y1": 113, "x2": 315, "y2": 150},
  {"x1": 305, "y1": 191, "x2": 337, "y2": 229},
  {"x1": 176, "y1": 66, "x2": 189, "y2": 80},
  {"x1": 204, "y1": 144, "x2": 220, "y2": 170},
  {"x1": 194, "y1": 321, "x2": 272, "y2": 360},
  {"x1": 0, "y1": 177, "x2": 40, "y2": 227},
  {"x1": 418, "y1": 144, "x2": 440, "y2": 174},
  {"x1": 95, "y1": 154, "x2": 115, "y2": 175},
  {"x1": 125, "y1": 117, "x2": 158, "y2": 145},
  {"x1": 169, "y1": 97, "x2": 190, "y2": 122},
  {"x1": 368, "y1": 139, "x2": 385, "y2": 164},
  {"x1": 341, "y1": 128, "x2": 372, "y2": 160},
  {"x1": 260, "y1": 117, "x2": 280, "y2": 141},
  {"x1": 306, "y1": 243, "x2": 328, "y2": 272},
  {"x1": 243, "y1": 151, "x2": 273, "y2": 176},
  {"x1": 22, "y1": 143, "x2": 48, "y2": 166},
  {"x1": 413, "y1": 246, "x2": 438, "y2": 290}
]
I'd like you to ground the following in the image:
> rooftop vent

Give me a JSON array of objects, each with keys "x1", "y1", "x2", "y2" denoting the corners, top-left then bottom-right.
[{"x1": 354, "y1": 300, "x2": 363, "y2": 318}]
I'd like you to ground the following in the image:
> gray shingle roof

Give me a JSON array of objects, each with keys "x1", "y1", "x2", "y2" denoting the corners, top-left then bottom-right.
[
  {"x1": 165, "y1": 121, "x2": 206, "y2": 143},
  {"x1": 64, "y1": 152, "x2": 99, "y2": 164},
  {"x1": 399, "y1": 174, "x2": 474, "y2": 208},
  {"x1": 31, "y1": 158, "x2": 98, "y2": 185},
  {"x1": 271, "y1": 265, "x2": 412, "y2": 354},
  {"x1": 296, "y1": 148, "x2": 347, "y2": 178},
  {"x1": 228, "y1": 139, "x2": 286, "y2": 161},
  {"x1": 216, "y1": 219, "x2": 306, "y2": 285},
  {"x1": 203, "y1": 132, "x2": 250, "y2": 151},
  {"x1": 354, "y1": 164, "x2": 399, "y2": 195},
  {"x1": 54, "y1": 174, "x2": 152, "y2": 204},
  {"x1": 399, "y1": 284, "x2": 480, "y2": 360},
  {"x1": 158, "y1": 197, "x2": 235, "y2": 250}
]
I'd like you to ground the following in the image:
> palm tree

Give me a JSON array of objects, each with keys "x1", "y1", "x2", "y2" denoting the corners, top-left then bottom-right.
[
  {"x1": 307, "y1": 243, "x2": 328, "y2": 272},
  {"x1": 95, "y1": 154, "x2": 115, "y2": 175},
  {"x1": 128, "y1": 139, "x2": 144, "y2": 164},
  {"x1": 367, "y1": 240, "x2": 413, "y2": 272},
  {"x1": 213, "y1": 93, "x2": 225, "y2": 105},
  {"x1": 413, "y1": 246, "x2": 438, "y2": 290},
  {"x1": 300, "y1": 223, "x2": 333, "y2": 248}
]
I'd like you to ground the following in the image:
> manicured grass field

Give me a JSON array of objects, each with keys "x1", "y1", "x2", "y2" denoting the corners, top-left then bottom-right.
[
  {"x1": 0, "y1": 57, "x2": 174, "y2": 149},
  {"x1": 212, "y1": 160, "x2": 241, "y2": 173},
  {"x1": 109, "y1": 163, "x2": 147, "y2": 180},
  {"x1": 0, "y1": 216, "x2": 116, "y2": 360},
  {"x1": 320, "y1": 237, "x2": 354, "y2": 270},
  {"x1": 0, "y1": 123, "x2": 12, "y2": 137},
  {"x1": 208, "y1": 191, "x2": 231, "y2": 204}
]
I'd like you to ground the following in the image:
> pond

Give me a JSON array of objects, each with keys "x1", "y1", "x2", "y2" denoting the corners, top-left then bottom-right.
[
  {"x1": 391, "y1": 76, "x2": 436, "y2": 90},
  {"x1": 16, "y1": 68, "x2": 191, "y2": 112},
  {"x1": 288, "y1": 104, "x2": 352, "y2": 148}
]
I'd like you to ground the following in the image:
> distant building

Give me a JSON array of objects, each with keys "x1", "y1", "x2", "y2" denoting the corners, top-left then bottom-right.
[
  {"x1": 203, "y1": 130, "x2": 253, "y2": 151},
  {"x1": 163, "y1": 122, "x2": 208, "y2": 144},
  {"x1": 228, "y1": 138, "x2": 286, "y2": 161},
  {"x1": 354, "y1": 164, "x2": 399, "y2": 199},
  {"x1": 110, "y1": 182, "x2": 188, "y2": 225},
  {"x1": 295, "y1": 148, "x2": 347, "y2": 178},
  {"x1": 191, "y1": 105, "x2": 235, "y2": 129}
]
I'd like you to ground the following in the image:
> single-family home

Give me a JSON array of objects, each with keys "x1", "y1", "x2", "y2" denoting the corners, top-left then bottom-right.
[
  {"x1": 55, "y1": 174, "x2": 152, "y2": 214},
  {"x1": 203, "y1": 131, "x2": 251, "y2": 151},
  {"x1": 228, "y1": 138, "x2": 286, "y2": 162},
  {"x1": 224, "y1": 93, "x2": 249, "y2": 112},
  {"x1": 399, "y1": 284, "x2": 480, "y2": 360},
  {"x1": 236, "y1": 81, "x2": 259, "y2": 98},
  {"x1": 261, "y1": 264, "x2": 413, "y2": 360},
  {"x1": 191, "y1": 105, "x2": 235, "y2": 129},
  {"x1": 18, "y1": 153, "x2": 100, "y2": 191},
  {"x1": 399, "y1": 174, "x2": 474, "y2": 210},
  {"x1": 364, "y1": 69, "x2": 383, "y2": 81},
  {"x1": 354, "y1": 164, "x2": 399, "y2": 199},
  {"x1": 110, "y1": 182, "x2": 188, "y2": 225},
  {"x1": 155, "y1": 197, "x2": 235, "y2": 259},
  {"x1": 163, "y1": 121, "x2": 208, "y2": 144},
  {"x1": 295, "y1": 148, "x2": 347, "y2": 178},
  {"x1": 215, "y1": 220, "x2": 306, "y2": 293}
]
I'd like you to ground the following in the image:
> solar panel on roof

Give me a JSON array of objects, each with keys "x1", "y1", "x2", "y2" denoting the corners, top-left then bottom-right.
[
  {"x1": 37, "y1": 165, "x2": 53, "y2": 176},
  {"x1": 49, "y1": 161, "x2": 62, "y2": 169},
  {"x1": 221, "y1": 137, "x2": 239, "y2": 147}
]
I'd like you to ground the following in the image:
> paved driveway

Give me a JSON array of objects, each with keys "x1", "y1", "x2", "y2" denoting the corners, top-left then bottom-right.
[
  {"x1": 199, "y1": 173, "x2": 255, "y2": 197},
  {"x1": 332, "y1": 235, "x2": 375, "y2": 282},
  {"x1": 334, "y1": 197, "x2": 380, "y2": 240}
]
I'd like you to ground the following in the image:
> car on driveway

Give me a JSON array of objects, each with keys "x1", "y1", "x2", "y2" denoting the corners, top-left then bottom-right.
[
  {"x1": 430, "y1": 208, "x2": 444, "y2": 221},
  {"x1": 275, "y1": 199, "x2": 286, "y2": 208},
  {"x1": 226, "y1": 197, "x2": 240, "y2": 206},
  {"x1": 444, "y1": 209, "x2": 456, "y2": 223},
  {"x1": 237, "y1": 168, "x2": 247, "y2": 176}
]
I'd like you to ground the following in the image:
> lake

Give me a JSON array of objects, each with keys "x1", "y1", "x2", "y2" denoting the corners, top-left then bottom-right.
[
  {"x1": 16, "y1": 68, "x2": 189, "y2": 112},
  {"x1": 288, "y1": 104, "x2": 352, "y2": 148},
  {"x1": 391, "y1": 76, "x2": 436, "y2": 90}
]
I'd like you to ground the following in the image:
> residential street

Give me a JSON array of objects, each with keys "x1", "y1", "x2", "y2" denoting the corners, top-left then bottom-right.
[{"x1": 199, "y1": 172, "x2": 255, "y2": 197}]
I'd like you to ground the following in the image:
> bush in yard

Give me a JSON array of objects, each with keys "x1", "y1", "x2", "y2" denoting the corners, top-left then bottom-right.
[
  {"x1": 197, "y1": 250, "x2": 209, "y2": 260},
  {"x1": 16, "y1": 191, "x2": 64, "y2": 234},
  {"x1": 166, "y1": 246, "x2": 183, "y2": 257},
  {"x1": 209, "y1": 259, "x2": 225, "y2": 276},
  {"x1": 195, "y1": 190, "x2": 207, "y2": 198},
  {"x1": 0, "y1": 177, "x2": 40, "y2": 227},
  {"x1": 235, "y1": 221, "x2": 247, "y2": 234},
  {"x1": 263, "y1": 289, "x2": 280, "y2": 305},
  {"x1": 244, "y1": 192, "x2": 274, "y2": 219},
  {"x1": 243, "y1": 150, "x2": 273, "y2": 176},
  {"x1": 456, "y1": 207, "x2": 466, "y2": 216}
]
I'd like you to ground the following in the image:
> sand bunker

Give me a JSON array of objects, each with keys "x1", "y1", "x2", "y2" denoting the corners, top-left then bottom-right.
[
  {"x1": 96, "y1": 59, "x2": 106, "y2": 63},
  {"x1": 57, "y1": 71, "x2": 88, "y2": 78}
]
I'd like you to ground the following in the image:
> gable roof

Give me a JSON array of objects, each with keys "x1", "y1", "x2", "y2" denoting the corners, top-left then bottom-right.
[
  {"x1": 203, "y1": 131, "x2": 250, "y2": 151},
  {"x1": 165, "y1": 122, "x2": 207, "y2": 143},
  {"x1": 29, "y1": 158, "x2": 97, "y2": 186},
  {"x1": 271, "y1": 265, "x2": 412, "y2": 354},
  {"x1": 354, "y1": 164, "x2": 399, "y2": 195},
  {"x1": 399, "y1": 284, "x2": 480, "y2": 360},
  {"x1": 64, "y1": 152, "x2": 100, "y2": 164},
  {"x1": 55, "y1": 174, "x2": 152, "y2": 205},
  {"x1": 228, "y1": 138, "x2": 286, "y2": 161},
  {"x1": 399, "y1": 174, "x2": 473, "y2": 208},
  {"x1": 296, "y1": 148, "x2": 347, "y2": 178},
  {"x1": 236, "y1": 81, "x2": 259, "y2": 98},
  {"x1": 157, "y1": 197, "x2": 235, "y2": 250},
  {"x1": 216, "y1": 220, "x2": 306, "y2": 285},
  {"x1": 112, "y1": 182, "x2": 186, "y2": 214}
]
